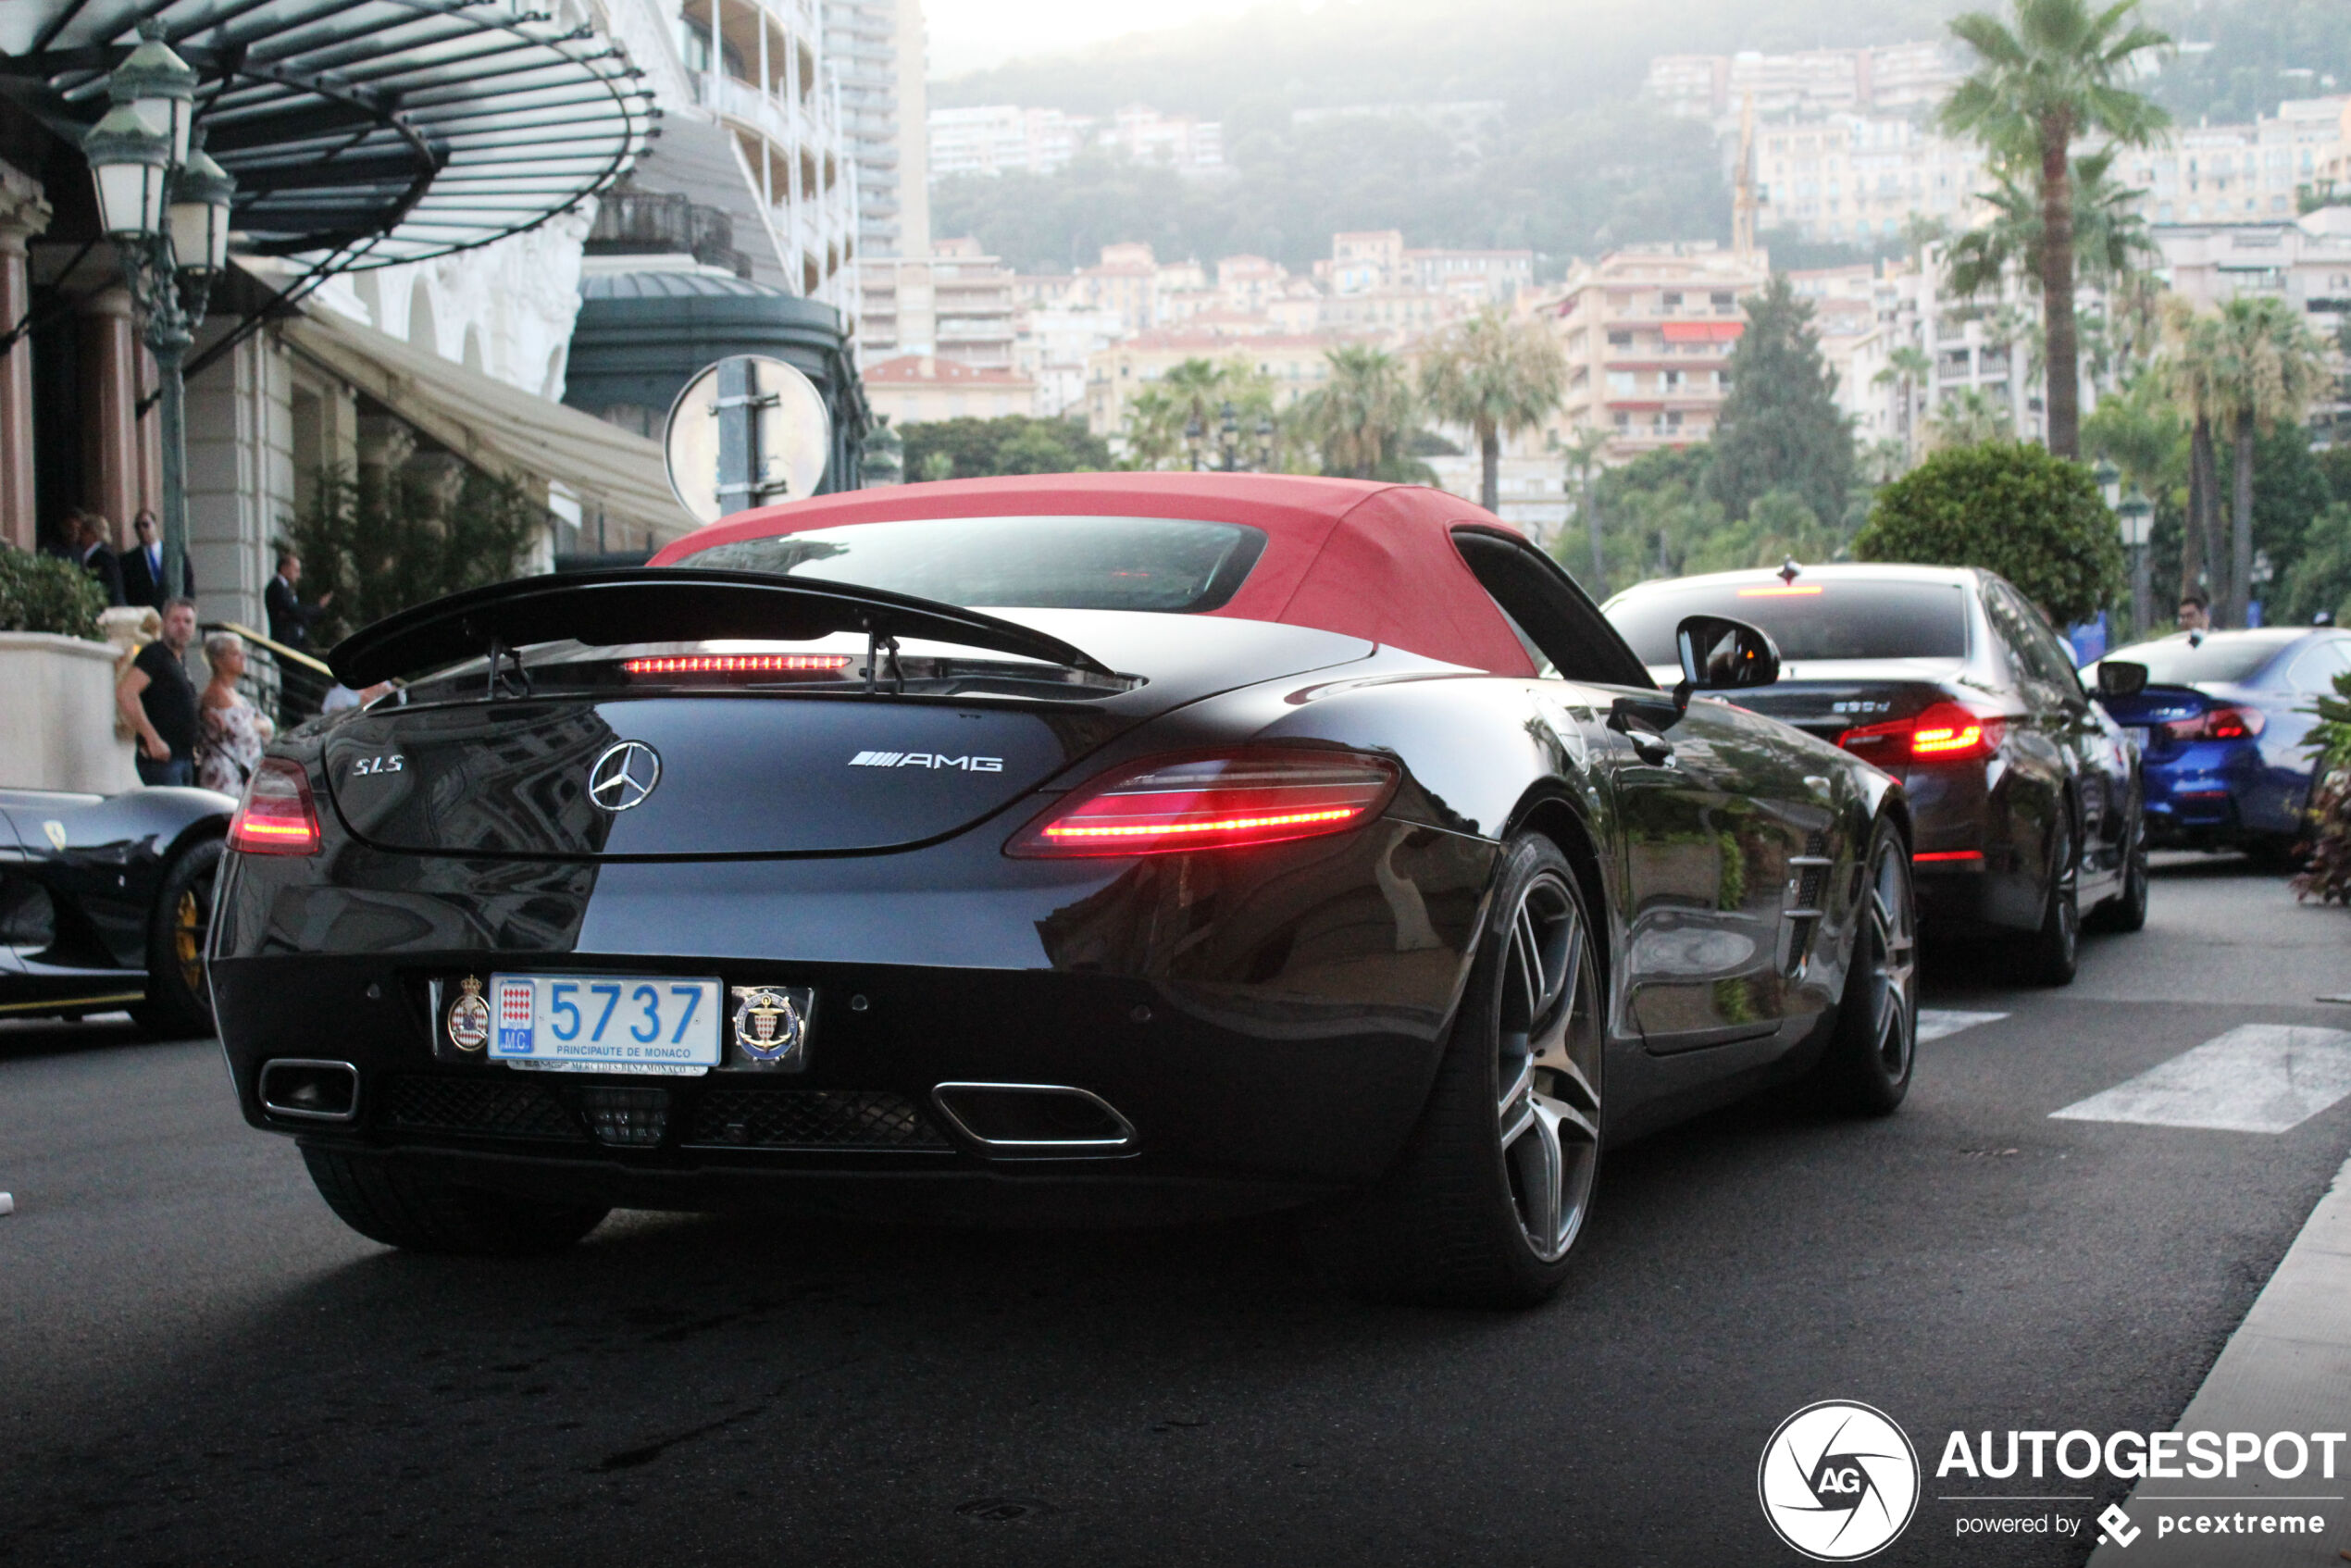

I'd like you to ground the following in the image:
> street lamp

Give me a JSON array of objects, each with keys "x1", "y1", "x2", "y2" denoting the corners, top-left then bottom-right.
[
  {"x1": 2117, "y1": 487, "x2": 2154, "y2": 637},
  {"x1": 1183, "y1": 413, "x2": 1205, "y2": 472},
  {"x1": 2093, "y1": 458, "x2": 2121, "y2": 514},
  {"x1": 1254, "y1": 412, "x2": 1275, "y2": 471},
  {"x1": 81, "y1": 21, "x2": 230, "y2": 603},
  {"x1": 1217, "y1": 400, "x2": 1239, "y2": 472}
]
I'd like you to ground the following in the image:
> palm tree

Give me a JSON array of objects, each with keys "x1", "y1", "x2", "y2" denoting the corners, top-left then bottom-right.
[
  {"x1": 2211, "y1": 296, "x2": 2331, "y2": 625},
  {"x1": 1121, "y1": 357, "x2": 1275, "y2": 471},
  {"x1": 1873, "y1": 344, "x2": 1934, "y2": 455},
  {"x1": 1940, "y1": 0, "x2": 2171, "y2": 459},
  {"x1": 2159, "y1": 296, "x2": 2231, "y2": 608},
  {"x1": 2080, "y1": 369, "x2": 2179, "y2": 501},
  {"x1": 1419, "y1": 310, "x2": 1566, "y2": 512},
  {"x1": 1297, "y1": 345, "x2": 1419, "y2": 479},
  {"x1": 1945, "y1": 148, "x2": 2158, "y2": 302},
  {"x1": 1559, "y1": 424, "x2": 1612, "y2": 596},
  {"x1": 1926, "y1": 388, "x2": 2016, "y2": 449}
]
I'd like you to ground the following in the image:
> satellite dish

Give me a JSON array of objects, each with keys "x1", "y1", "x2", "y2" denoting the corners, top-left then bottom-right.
[{"x1": 662, "y1": 355, "x2": 832, "y2": 526}]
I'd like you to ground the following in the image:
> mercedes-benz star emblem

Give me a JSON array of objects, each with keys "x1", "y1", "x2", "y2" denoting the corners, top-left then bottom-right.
[{"x1": 588, "y1": 740, "x2": 662, "y2": 812}]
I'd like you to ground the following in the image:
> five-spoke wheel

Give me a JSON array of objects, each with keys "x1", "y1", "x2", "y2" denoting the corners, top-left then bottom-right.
[{"x1": 1497, "y1": 870, "x2": 1603, "y2": 1264}]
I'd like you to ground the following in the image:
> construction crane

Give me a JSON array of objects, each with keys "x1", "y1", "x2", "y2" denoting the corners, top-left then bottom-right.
[{"x1": 1732, "y1": 91, "x2": 1758, "y2": 259}]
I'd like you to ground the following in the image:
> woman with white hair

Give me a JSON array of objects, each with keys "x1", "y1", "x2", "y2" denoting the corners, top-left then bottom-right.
[{"x1": 197, "y1": 629, "x2": 275, "y2": 794}]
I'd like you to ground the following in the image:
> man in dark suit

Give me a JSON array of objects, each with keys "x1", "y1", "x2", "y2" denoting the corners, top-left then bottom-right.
[
  {"x1": 265, "y1": 549, "x2": 332, "y2": 653},
  {"x1": 118, "y1": 509, "x2": 193, "y2": 610},
  {"x1": 73, "y1": 513, "x2": 125, "y2": 607}
]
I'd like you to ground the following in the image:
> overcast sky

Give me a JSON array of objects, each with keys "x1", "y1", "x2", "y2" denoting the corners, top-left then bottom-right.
[{"x1": 924, "y1": 0, "x2": 1263, "y2": 80}]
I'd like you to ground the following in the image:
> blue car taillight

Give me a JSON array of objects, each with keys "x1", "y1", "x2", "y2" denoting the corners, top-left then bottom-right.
[{"x1": 2159, "y1": 704, "x2": 2265, "y2": 741}]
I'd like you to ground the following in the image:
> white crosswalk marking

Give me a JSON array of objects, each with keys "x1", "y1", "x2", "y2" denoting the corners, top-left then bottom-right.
[
  {"x1": 1916, "y1": 1009, "x2": 2008, "y2": 1042},
  {"x1": 2050, "y1": 1024, "x2": 2351, "y2": 1134}
]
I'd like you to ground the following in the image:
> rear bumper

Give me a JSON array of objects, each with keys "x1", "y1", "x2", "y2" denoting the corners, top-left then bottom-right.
[
  {"x1": 2143, "y1": 740, "x2": 2302, "y2": 845},
  {"x1": 211, "y1": 818, "x2": 1499, "y2": 1212},
  {"x1": 1895, "y1": 760, "x2": 2046, "y2": 932}
]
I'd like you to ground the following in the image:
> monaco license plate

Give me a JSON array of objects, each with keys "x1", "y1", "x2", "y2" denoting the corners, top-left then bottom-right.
[{"x1": 489, "y1": 974, "x2": 721, "y2": 1076}]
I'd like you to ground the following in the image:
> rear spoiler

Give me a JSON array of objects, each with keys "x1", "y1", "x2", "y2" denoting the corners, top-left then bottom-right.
[{"x1": 329, "y1": 568, "x2": 1117, "y2": 686}]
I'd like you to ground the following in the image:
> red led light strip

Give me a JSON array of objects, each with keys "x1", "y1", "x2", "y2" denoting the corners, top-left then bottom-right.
[
  {"x1": 1912, "y1": 850, "x2": 1984, "y2": 863},
  {"x1": 622, "y1": 654, "x2": 853, "y2": 675},
  {"x1": 1041, "y1": 807, "x2": 1363, "y2": 841},
  {"x1": 1736, "y1": 585, "x2": 1823, "y2": 596}
]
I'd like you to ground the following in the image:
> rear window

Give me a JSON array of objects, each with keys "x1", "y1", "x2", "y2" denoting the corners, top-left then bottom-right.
[
  {"x1": 1607, "y1": 579, "x2": 1970, "y2": 664},
  {"x1": 671, "y1": 515, "x2": 1266, "y2": 614},
  {"x1": 2108, "y1": 634, "x2": 2292, "y2": 687}
]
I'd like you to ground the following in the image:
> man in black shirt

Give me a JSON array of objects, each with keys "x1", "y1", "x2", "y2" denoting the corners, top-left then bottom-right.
[{"x1": 116, "y1": 598, "x2": 203, "y2": 787}]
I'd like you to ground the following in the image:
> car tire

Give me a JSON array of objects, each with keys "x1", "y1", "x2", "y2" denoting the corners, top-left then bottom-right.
[
  {"x1": 132, "y1": 836, "x2": 222, "y2": 1039},
  {"x1": 2025, "y1": 809, "x2": 2080, "y2": 987},
  {"x1": 1321, "y1": 834, "x2": 1604, "y2": 1309},
  {"x1": 2087, "y1": 828, "x2": 2148, "y2": 934},
  {"x1": 301, "y1": 1145, "x2": 610, "y2": 1256},
  {"x1": 1813, "y1": 815, "x2": 1917, "y2": 1116}
]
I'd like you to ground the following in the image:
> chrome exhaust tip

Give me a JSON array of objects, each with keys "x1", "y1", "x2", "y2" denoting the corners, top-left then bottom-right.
[
  {"x1": 929, "y1": 1082, "x2": 1137, "y2": 1155},
  {"x1": 258, "y1": 1058, "x2": 360, "y2": 1123}
]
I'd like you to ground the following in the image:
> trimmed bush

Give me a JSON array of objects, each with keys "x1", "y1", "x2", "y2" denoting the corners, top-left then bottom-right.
[
  {"x1": 1853, "y1": 442, "x2": 2124, "y2": 626},
  {"x1": 0, "y1": 546, "x2": 107, "y2": 639}
]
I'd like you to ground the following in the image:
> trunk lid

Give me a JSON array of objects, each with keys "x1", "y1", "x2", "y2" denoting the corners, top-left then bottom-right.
[
  {"x1": 1728, "y1": 664, "x2": 1971, "y2": 746},
  {"x1": 322, "y1": 609, "x2": 1375, "y2": 858}
]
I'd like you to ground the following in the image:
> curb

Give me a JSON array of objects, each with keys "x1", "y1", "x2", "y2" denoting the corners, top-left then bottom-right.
[{"x1": 2087, "y1": 1151, "x2": 2351, "y2": 1564}]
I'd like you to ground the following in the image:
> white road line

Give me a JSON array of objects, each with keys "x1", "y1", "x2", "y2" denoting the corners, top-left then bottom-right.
[
  {"x1": 1916, "y1": 1009, "x2": 2008, "y2": 1042},
  {"x1": 2050, "y1": 1024, "x2": 2351, "y2": 1134}
]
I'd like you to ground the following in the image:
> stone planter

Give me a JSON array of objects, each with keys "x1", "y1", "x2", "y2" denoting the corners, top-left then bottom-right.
[{"x1": 0, "y1": 631, "x2": 138, "y2": 794}]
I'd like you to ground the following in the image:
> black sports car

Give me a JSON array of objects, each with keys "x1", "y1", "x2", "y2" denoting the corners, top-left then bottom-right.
[
  {"x1": 212, "y1": 475, "x2": 1917, "y2": 1306},
  {"x1": 1, "y1": 784, "x2": 231, "y2": 1035},
  {"x1": 1607, "y1": 563, "x2": 2147, "y2": 985}
]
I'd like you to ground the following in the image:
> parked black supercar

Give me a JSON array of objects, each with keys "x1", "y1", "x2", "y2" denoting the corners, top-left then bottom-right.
[{"x1": 211, "y1": 493, "x2": 1916, "y2": 1306}]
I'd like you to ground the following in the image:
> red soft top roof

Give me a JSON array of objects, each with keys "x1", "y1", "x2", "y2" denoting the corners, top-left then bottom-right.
[{"x1": 648, "y1": 472, "x2": 1537, "y2": 677}]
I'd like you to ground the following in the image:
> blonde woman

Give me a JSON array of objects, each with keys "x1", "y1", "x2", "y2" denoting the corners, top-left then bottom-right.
[{"x1": 197, "y1": 630, "x2": 275, "y2": 794}]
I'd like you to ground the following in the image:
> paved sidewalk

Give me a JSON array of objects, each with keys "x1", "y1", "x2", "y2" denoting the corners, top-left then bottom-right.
[{"x1": 2089, "y1": 1152, "x2": 2351, "y2": 1565}]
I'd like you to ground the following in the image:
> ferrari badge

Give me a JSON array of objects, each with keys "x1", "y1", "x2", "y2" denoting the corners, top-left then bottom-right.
[
  {"x1": 730, "y1": 986, "x2": 806, "y2": 1068},
  {"x1": 444, "y1": 976, "x2": 491, "y2": 1052}
]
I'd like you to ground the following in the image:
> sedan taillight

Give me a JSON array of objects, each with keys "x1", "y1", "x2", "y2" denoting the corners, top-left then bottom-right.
[
  {"x1": 230, "y1": 757, "x2": 321, "y2": 855},
  {"x1": 2161, "y1": 704, "x2": 2265, "y2": 741},
  {"x1": 1007, "y1": 750, "x2": 1400, "y2": 858},
  {"x1": 1837, "y1": 700, "x2": 2008, "y2": 764}
]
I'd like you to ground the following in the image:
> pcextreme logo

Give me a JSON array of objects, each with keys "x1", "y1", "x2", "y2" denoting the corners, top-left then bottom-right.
[{"x1": 1759, "y1": 1400, "x2": 1922, "y2": 1562}]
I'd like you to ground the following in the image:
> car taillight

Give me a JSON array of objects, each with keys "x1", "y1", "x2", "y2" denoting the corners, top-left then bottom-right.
[
  {"x1": 1007, "y1": 750, "x2": 1400, "y2": 857},
  {"x1": 1837, "y1": 700, "x2": 2007, "y2": 764},
  {"x1": 2161, "y1": 704, "x2": 2265, "y2": 740},
  {"x1": 229, "y1": 757, "x2": 321, "y2": 855},
  {"x1": 621, "y1": 654, "x2": 853, "y2": 677}
]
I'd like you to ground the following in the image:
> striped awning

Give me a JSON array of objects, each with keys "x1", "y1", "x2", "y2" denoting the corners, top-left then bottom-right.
[{"x1": 0, "y1": 0, "x2": 656, "y2": 270}]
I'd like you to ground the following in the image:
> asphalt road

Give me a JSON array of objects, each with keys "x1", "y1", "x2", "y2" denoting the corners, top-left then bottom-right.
[{"x1": 5, "y1": 856, "x2": 2350, "y2": 1567}]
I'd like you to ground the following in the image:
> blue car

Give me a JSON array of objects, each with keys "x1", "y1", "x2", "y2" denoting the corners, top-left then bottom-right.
[{"x1": 2091, "y1": 628, "x2": 2351, "y2": 857}]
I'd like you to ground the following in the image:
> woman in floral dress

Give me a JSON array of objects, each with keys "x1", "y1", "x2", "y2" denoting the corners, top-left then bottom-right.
[{"x1": 197, "y1": 630, "x2": 274, "y2": 795}]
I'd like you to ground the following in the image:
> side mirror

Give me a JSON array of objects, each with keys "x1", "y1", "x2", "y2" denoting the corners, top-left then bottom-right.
[
  {"x1": 2096, "y1": 660, "x2": 2148, "y2": 699},
  {"x1": 1676, "y1": 615, "x2": 1782, "y2": 699}
]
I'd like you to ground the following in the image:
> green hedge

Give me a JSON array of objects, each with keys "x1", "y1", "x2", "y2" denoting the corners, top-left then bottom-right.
[
  {"x1": 1852, "y1": 442, "x2": 2124, "y2": 627},
  {"x1": 0, "y1": 546, "x2": 107, "y2": 639}
]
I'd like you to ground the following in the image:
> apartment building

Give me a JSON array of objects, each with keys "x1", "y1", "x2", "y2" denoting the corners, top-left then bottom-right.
[
  {"x1": 860, "y1": 235, "x2": 1015, "y2": 367},
  {"x1": 1648, "y1": 42, "x2": 1964, "y2": 125},
  {"x1": 1084, "y1": 331, "x2": 1336, "y2": 442},
  {"x1": 1534, "y1": 243, "x2": 1772, "y2": 460},
  {"x1": 825, "y1": 0, "x2": 927, "y2": 260},
  {"x1": 1753, "y1": 115, "x2": 1988, "y2": 244},
  {"x1": 927, "y1": 105, "x2": 1093, "y2": 178},
  {"x1": 1014, "y1": 305, "x2": 1126, "y2": 417},
  {"x1": 1101, "y1": 106, "x2": 1224, "y2": 173},
  {"x1": 2116, "y1": 96, "x2": 2349, "y2": 225},
  {"x1": 1402, "y1": 247, "x2": 1534, "y2": 305},
  {"x1": 863, "y1": 354, "x2": 1036, "y2": 425}
]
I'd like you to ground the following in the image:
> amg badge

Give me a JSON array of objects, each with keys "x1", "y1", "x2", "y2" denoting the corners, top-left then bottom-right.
[
  {"x1": 848, "y1": 751, "x2": 1003, "y2": 770},
  {"x1": 730, "y1": 985, "x2": 813, "y2": 1070},
  {"x1": 445, "y1": 976, "x2": 491, "y2": 1052}
]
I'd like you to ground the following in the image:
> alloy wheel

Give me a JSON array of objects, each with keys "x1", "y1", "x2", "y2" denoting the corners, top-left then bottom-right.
[
  {"x1": 1496, "y1": 871, "x2": 1603, "y2": 1263},
  {"x1": 173, "y1": 875, "x2": 213, "y2": 1001},
  {"x1": 1863, "y1": 833, "x2": 1917, "y2": 1081}
]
